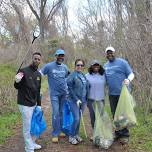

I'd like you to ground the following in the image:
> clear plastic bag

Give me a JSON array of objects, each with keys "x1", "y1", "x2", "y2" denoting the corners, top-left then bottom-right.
[
  {"x1": 114, "y1": 85, "x2": 137, "y2": 131},
  {"x1": 93, "y1": 101, "x2": 113, "y2": 149}
]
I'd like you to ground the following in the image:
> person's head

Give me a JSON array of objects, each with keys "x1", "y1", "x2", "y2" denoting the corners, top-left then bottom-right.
[
  {"x1": 105, "y1": 46, "x2": 115, "y2": 62},
  {"x1": 75, "y1": 59, "x2": 85, "y2": 72},
  {"x1": 32, "y1": 52, "x2": 41, "y2": 67},
  {"x1": 55, "y1": 49, "x2": 65, "y2": 64},
  {"x1": 88, "y1": 60, "x2": 105, "y2": 75}
]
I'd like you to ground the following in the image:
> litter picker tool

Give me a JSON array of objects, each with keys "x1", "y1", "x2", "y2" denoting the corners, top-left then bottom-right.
[
  {"x1": 80, "y1": 104, "x2": 88, "y2": 138},
  {"x1": 17, "y1": 26, "x2": 40, "y2": 73}
]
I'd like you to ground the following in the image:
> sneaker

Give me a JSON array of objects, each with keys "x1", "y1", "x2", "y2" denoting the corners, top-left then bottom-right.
[
  {"x1": 25, "y1": 147, "x2": 34, "y2": 152},
  {"x1": 119, "y1": 137, "x2": 129, "y2": 144},
  {"x1": 52, "y1": 137, "x2": 59, "y2": 143},
  {"x1": 90, "y1": 136, "x2": 93, "y2": 141},
  {"x1": 34, "y1": 143, "x2": 42, "y2": 150},
  {"x1": 69, "y1": 136, "x2": 79, "y2": 145},
  {"x1": 59, "y1": 132, "x2": 66, "y2": 138},
  {"x1": 75, "y1": 135, "x2": 83, "y2": 142},
  {"x1": 113, "y1": 134, "x2": 119, "y2": 142}
]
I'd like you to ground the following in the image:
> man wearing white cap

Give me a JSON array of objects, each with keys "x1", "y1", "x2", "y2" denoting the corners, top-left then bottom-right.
[
  {"x1": 40, "y1": 49, "x2": 69, "y2": 143},
  {"x1": 104, "y1": 46, "x2": 134, "y2": 144}
]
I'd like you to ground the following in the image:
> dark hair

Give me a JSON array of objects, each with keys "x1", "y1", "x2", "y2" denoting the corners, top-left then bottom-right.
[
  {"x1": 33, "y1": 52, "x2": 41, "y2": 57},
  {"x1": 88, "y1": 64, "x2": 105, "y2": 75},
  {"x1": 75, "y1": 59, "x2": 85, "y2": 66}
]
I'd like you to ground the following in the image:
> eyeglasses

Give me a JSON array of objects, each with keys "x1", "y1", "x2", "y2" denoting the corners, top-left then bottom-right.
[{"x1": 76, "y1": 64, "x2": 84, "y2": 67}]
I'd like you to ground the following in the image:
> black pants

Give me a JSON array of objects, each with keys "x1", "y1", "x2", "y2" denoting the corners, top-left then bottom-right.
[
  {"x1": 109, "y1": 95, "x2": 129, "y2": 138},
  {"x1": 87, "y1": 99, "x2": 104, "y2": 129}
]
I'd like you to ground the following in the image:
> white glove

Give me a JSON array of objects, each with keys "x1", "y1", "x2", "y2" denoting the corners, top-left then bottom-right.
[
  {"x1": 123, "y1": 79, "x2": 130, "y2": 86},
  {"x1": 77, "y1": 100, "x2": 82, "y2": 108},
  {"x1": 15, "y1": 72, "x2": 24, "y2": 83},
  {"x1": 37, "y1": 106, "x2": 42, "y2": 110}
]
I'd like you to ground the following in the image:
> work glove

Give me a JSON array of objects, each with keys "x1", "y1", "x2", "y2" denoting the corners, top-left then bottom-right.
[
  {"x1": 123, "y1": 79, "x2": 130, "y2": 86},
  {"x1": 15, "y1": 72, "x2": 24, "y2": 83},
  {"x1": 77, "y1": 100, "x2": 82, "y2": 108},
  {"x1": 37, "y1": 106, "x2": 42, "y2": 110}
]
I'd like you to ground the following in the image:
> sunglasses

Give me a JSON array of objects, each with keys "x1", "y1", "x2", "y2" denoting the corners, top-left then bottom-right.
[{"x1": 76, "y1": 64, "x2": 84, "y2": 67}]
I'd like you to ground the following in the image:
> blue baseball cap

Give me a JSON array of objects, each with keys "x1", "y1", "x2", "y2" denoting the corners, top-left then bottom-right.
[{"x1": 55, "y1": 49, "x2": 65, "y2": 56}]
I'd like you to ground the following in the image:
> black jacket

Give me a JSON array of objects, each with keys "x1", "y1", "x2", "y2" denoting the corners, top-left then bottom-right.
[{"x1": 14, "y1": 65, "x2": 41, "y2": 107}]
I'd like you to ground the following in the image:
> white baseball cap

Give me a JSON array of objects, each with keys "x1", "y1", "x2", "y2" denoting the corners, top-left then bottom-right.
[{"x1": 105, "y1": 46, "x2": 115, "y2": 53}]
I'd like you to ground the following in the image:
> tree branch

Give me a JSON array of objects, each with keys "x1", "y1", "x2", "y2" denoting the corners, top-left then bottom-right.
[
  {"x1": 46, "y1": 0, "x2": 64, "y2": 21},
  {"x1": 41, "y1": 0, "x2": 47, "y2": 13},
  {"x1": 26, "y1": 0, "x2": 40, "y2": 21},
  {"x1": 0, "y1": 0, "x2": 3, "y2": 8}
]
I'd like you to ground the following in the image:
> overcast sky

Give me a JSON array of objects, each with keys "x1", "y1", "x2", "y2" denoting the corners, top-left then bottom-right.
[
  {"x1": 68, "y1": 0, "x2": 80, "y2": 25},
  {"x1": 67, "y1": 0, "x2": 86, "y2": 33}
]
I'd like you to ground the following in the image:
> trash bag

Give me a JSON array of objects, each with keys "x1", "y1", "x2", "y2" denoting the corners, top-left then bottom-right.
[
  {"x1": 30, "y1": 107, "x2": 47, "y2": 137},
  {"x1": 62, "y1": 101, "x2": 73, "y2": 136},
  {"x1": 114, "y1": 85, "x2": 137, "y2": 131},
  {"x1": 93, "y1": 101, "x2": 113, "y2": 149}
]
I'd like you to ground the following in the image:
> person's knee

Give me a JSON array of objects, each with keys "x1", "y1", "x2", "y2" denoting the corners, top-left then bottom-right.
[
  {"x1": 51, "y1": 96, "x2": 60, "y2": 114},
  {"x1": 52, "y1": 109, "x2": 59, "y2": 119}
]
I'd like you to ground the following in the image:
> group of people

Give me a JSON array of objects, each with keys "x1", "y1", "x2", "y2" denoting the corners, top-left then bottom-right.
[{"x1": 14, "y1": 46, "x2": 134, "y2": 152}]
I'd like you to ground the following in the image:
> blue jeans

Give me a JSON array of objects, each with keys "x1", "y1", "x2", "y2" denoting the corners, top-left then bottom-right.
[
  {"x1": 50, "y1": 94, "x2": 66, "y2": 137},
  {"x1": 68, "y1": 101, "x2": 86, "y2": 137}
]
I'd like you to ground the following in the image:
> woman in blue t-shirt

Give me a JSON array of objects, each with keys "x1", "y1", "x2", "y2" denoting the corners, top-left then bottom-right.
[{"x1": 67, "y1": 59, "x2": 89, "y2": 145}]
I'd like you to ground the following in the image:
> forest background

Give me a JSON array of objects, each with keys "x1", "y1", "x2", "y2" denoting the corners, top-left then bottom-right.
[{"x1": 0, "y1": 0, "x2": 152, "y2": 151}]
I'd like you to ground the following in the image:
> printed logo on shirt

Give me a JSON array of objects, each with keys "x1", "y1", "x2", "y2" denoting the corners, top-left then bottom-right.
[
  {"x1": 29, "y1": 77, "x2": 32, "y2": 79},
  {"x1": 37, "y1": 77, "x2": 40, "y2": 81},
  {"x1": 105, "y1": 65, "x2": 119, "y2": 75},
  {"x1": 52, "y1": 69, "x2": 66, "y2": 78}
]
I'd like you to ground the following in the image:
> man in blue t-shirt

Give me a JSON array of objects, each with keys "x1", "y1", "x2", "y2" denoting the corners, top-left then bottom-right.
[
  {"x1": 104, "y1": 46, "x2": 134, "y2": 144},
  {"x1": 40, "y1": 49, "x2": 69, "y2": 143}
]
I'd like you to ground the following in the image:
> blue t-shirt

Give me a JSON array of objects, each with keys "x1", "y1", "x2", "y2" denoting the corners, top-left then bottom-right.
[
  {"x1": 86, "y1": 73, "x2": 106, "y2": 101},
  {"x1": 104, "y1": 58, "x2": 133, "y2": 95},
  {"x1": 40, "y1": 61, "x2": 69, "y2": 95}
]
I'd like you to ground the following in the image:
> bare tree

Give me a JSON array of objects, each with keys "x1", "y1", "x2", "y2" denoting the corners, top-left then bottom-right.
[
  {"x1": 76, "y1": 0, "x2": 152, "y2": 114},
  {"x1": 26, "y1": 0, "x2": 65, "y2": 41},
  {"x1": 11, "y1": 1, "x2": 30, "y2": 44}
]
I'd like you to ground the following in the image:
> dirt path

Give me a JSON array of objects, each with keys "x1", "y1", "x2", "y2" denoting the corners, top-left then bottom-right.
[{"x1": 0, "y1": 94, "x2": 129, "y2": 152}]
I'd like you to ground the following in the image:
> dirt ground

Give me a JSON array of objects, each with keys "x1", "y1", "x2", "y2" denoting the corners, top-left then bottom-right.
[{"x1": 0, "y1": 94, "x2": 130, "y2": 152}]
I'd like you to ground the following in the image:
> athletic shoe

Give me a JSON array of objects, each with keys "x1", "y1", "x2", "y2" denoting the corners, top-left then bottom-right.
[
  {"x1": 52, "y1": 137, "x2": 59, "y2": 143},
  {"x1": 75, "y1": 135, "x2": 83, "y2": 142},
  {"x1": 59, "y1": 132, "x2": 66, "y2": 138},
  {"x1": 34, "y1": 143, "x2": 42, "y2": 150},
  {"x1": 119, "y1": 137, "x2": 129, "y2": 144},
  {"x1": 69, "y1": 136, "x2": 79, "y2": 145}
]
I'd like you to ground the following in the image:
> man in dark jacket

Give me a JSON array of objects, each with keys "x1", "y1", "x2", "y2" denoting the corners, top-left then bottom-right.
[{"x1": 14, "y1": 52, "x2": 42, "y2": 152}]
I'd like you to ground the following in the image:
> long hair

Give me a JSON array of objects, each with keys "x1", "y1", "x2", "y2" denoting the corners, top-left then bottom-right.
[{"x1": 88, "y1": 65, "x2": 105, "y2": 75}]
